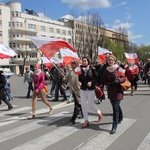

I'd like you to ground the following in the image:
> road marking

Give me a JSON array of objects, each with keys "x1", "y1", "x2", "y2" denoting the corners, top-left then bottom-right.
[
  {"x1": 74, "y1": 118, "x2": 136, "y2": 150},
  {"x1": 0, "y1": 111, "x2": 70, "y2": 143},
  {"x1": 137, "y1": 132, "x2": 150, "y2": 150},
  {"x1": 0, "y1": 106, "x2": 29, "y2": 117}
]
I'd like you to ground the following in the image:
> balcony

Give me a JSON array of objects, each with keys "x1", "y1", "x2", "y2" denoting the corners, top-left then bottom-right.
[
  {"x1": 9, "y1": 27, "x2": 38, "y2": 33},
  {"x1": 10, "y1": 57, "x2": 39, "y2": 65}
]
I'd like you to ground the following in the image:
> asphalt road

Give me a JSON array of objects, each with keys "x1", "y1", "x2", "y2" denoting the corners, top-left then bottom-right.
[{"x1": 0, "y1": 75, "x2": 150, "y2": 150}]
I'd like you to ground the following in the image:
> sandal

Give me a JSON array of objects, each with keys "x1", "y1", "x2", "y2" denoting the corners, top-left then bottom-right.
[
  {"x1": 49, "y1": 108, "x2": 54, "y2": 115},
  {"x1": 28, "y1": 114, "x2": 35, "y2": 119}
]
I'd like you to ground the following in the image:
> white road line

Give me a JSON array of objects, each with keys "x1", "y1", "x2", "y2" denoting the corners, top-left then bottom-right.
[
  {"x1": 0, "y1": 106, "x2": 29, "y2": 117},
  {"x1": 74, "y1": 118, "x2": 136, "y2": 150},
  {"x1": 137, "y1": 132, "x2": 150, "y2": 150},
  {"x1": 0, "y1": 111, "x2": 70, "y2": 143},
  {"x1": 11, "y1": 116, "x2": 96, "y2": 150}
]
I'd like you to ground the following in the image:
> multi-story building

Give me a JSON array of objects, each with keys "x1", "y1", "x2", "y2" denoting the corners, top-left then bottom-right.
[
  {"x1": 0, "y1": 1, "x2": 72, "y2": 75},
  {"x1": 0, "y1": 1, "x2": 129, "y2": 75}
]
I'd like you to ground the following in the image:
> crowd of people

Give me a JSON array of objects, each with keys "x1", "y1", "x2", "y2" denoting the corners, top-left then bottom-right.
[{"x1": 0, "y1": 55, "x2": 150, "y2": 134}]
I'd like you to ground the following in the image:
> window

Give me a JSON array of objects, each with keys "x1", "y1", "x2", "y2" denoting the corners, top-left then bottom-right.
[
  {"x1": 56, "y1": 29, "x2": 60, "y2": 34},
  {"x1": 68, "y1": 31, "x2": 71, "y2": 35},
  {"x1": 41, "y1": 26, "x2": 45, "y2": 31},
  {"x1": 68, "y1": 39, "x2": 71, "y2": 43},
  {"x1": 12, "y1": 12, "x2": 14, "y2": 17},
  {"x1": 0, "y1": 9, "x2": 1, "y2": 15},
  {"x1": 28, "y1": 24, "x2": 36, "y2": 29},
  {"x1": 0, "y1": 20, "x2": 2, "y2": 26},
  {"x1": 20, "y1": 22, "x2": 22, "y2": 27},
  {"x1": 62, "y1": 30, "x2": 66, "y2": 35},
  {"x1": 16, "y1": 22, "x2": 19, "y2": 27},
  {"x1": 50, "y1": 27, "x2": 54, "y2": 33},
  {"x1": 16, "y1": 11, "x2": 19, "y2": 17},
  {"x1": 0, "y1": 31, "x2": 2, "y2": 36}
]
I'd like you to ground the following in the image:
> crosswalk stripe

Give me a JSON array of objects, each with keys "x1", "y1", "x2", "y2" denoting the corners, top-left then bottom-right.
[
  {"x1": 11, "y1": 116, "x2": 96, "y2": 150},
  {"x1": 0, "y1": 106, "x2": 30, "y2": 117},
  {"x1": 0, "y1": 111, "x2": 70, "y2": 143},
  {"x1": 0, "y1": 102, "x2": 73, "y2": 127},
  {"x1": 73, "y1": 118, "x2": 136, "y2": 150},
  {"x1": 137, "y1": 132, "x2": 150, "y2": 150}
]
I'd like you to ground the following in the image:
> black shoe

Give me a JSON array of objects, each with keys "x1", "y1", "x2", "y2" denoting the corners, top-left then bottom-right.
[
  {"x1": 62, "y1": 98, "x2": 67, "y2": 102},
  {"x1": 69, "y1": 118, "x2": 75, "y2": 124},
  {"x1": 109, "y1": 128, "x2": 116, "y2": 134},
  {"x1": 8, "y1": 107, "x2": 13, "y2": 111},
  {"x1": 52, "y1": 99, "x2": 58, "y2": 101},
  {"x1": 78, "y1": 115, "x2": 83, "y2": 119}
]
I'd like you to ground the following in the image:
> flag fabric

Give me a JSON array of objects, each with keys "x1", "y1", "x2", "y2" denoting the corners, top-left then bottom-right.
[
  {"x1": 124, "y1": 53, "x2": 139, "y2": 63},
  {"x1": 0, "y1": 43, "x2": 17, "y2": 59},
  {"x1": 60, "y1": 48, "x2": 81, "y2": 65},
  {"x1": 29, "y1": 36, "x2": 76, "y2": 60},
  {"x1": 129, "y1": 65, "x2": 139, "y2": 74},
  {"x1": 41, "y1": 56, "x2": 62, "y2": 69},
  {"x1": 75, "y1": 67, "x2": 81, "y2": 75},
  {"x1": 98, "y1": 46, "x2": 112, "y2": 63},
  {"x1": 118, "y1": 67, "x2": 125, "y2": 76}
]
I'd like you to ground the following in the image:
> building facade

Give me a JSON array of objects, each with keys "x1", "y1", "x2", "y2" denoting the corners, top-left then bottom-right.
[{"x1": 0, "y1": 1, "x2": 129, "y2": 75}]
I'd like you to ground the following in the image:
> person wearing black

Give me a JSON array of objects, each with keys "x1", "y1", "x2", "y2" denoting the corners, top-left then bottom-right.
[
  {"x1": 0, "y1": 70, "x2": 13, "y2": 110},
  {"x1": 52, "y1": 64, "x2": 67, "y2": 101},
  {"x1": 94, "y1": 59, "x2": 105, "y2": 104}
]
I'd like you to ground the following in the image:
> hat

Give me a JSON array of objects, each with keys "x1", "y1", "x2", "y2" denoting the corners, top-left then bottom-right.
[{"x1": 71, "y1": 60, "x2": 78, "y2": 65}]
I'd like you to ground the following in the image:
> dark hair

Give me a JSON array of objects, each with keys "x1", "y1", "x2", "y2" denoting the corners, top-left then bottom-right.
[{"x1": 82, "y1": 57, "x2": 90, "y2": 65}]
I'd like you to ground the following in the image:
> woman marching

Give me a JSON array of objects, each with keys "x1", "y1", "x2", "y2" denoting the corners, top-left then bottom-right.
[
  {"x1": 78, "y1": 57, "x2": 103, "y2": 128},
  {"x1": 103, "y1": 55, "x2": 126, "y2": 134},
  {"x1": 28, "y1": 63, "x2": 53, "y2": 119}
]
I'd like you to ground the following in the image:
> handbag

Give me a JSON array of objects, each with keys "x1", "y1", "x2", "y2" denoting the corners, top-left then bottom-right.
[
  {"x1": 120, "y1": 78, "x2": 131, "y2": 91},
  {"x1": 95, "y1": 85, "x2": 104, "y2": 99},
  {"x1": 44, "y1": 85, "x2": 49, "y2": 93}
]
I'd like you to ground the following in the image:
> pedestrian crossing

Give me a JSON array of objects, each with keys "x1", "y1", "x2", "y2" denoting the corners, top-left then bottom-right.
[{"x1": 0, "y1": 104, "x2": 149, "y2": 150}]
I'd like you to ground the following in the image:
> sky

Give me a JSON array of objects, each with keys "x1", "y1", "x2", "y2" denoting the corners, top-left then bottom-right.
[{"x1": 1, "y1": 0, "x2": 150, "y2": 46}]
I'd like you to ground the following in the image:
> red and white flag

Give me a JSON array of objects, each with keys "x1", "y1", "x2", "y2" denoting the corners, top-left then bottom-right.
[
  {"x1": 118, "y1": 67, "x2": 125, "y2": 76},
  {"x1": 0, "y1": 43, "x2": 17, "y2": 59},
  {"x1": 41, "y1": 56, "x2": 62, "y2": 69},
  {"x1": 29, "y1": 36, "x2": 76, "y2": 60},
  {"x1": 98, "y1": 46, "x2": 112, "y2": 63},
  {"x1": 60, "y1": 48, "x2": 81, "y2": 65},
  {"x1": 124, "y1": 53, "x2": 139, "y2": 63},
  {"x1": 129, "y1": 65, "x2": 139, "y2": 74},
  {"x1": 75, "y1": 67, "x2": 81, "y2": 75}
]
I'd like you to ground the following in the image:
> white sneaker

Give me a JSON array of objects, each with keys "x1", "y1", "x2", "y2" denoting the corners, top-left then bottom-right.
[{"x1": 47, "y1": 94, "x2": 52, "y2": 98}]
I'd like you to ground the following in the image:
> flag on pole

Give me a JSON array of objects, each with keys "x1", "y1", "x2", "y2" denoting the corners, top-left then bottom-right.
[
  {"x1": 0, "y1": 43, "x2": 17, "y2": 59},
  {"x1": 41, "y1": 56, "x2": 62, "y2": 69},
  {"x1": 29, "y1": 36, "x2": 76, "y2": 60},
  {"x1": 124, "y1": 53, "x2": 139, "y2": 63},
  {"x1": 98, "y1": 46, "x2": 112, "y2": 63},
  {"x1": 60, "y1": 48, "x2": 81, "y2": 65},
  {"x1": 118, "y1": 67, "x2": 125, "y2": 76}
]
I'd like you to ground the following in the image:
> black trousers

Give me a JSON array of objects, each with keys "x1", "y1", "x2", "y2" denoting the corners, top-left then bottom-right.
[
  {"x1": 110, "y1": 100, "x2": 123, "y2": 129},
  {"x1": 27, "y1": 82, "x2": 33, "y2": 98},
  {"x1": 71, "y1": 92, "x2": 83, "y2": 121},
  {"x1": 2, "y1": 98, "x2": 13, "y2": 109}
]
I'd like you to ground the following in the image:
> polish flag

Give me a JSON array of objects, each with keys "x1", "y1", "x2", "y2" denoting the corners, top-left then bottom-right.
[
  {"x1": 75, "y1": 67, "x2": 81, "y2": 75},
  {"x1": 118, "y1": 67, "x2": 125, "y2": 76},
  {"x1": 60, "y1": 48, "x2": 81, "y2": 65},
  {"x1": 0, "y1": 43, "x2": 17, "y2": 59},
  {"x1": 129, "y1": 65, "x2": 139, "y2": 74},
  {"x1": 29, "y1": 36, "x2": 76, "y2": 59},
  {"x1": 124, "y1": 53, "x2": 139, "y2": 63},
  {"x1": 41, "y1": 56, "x2": 62, "y2": 69},
  {"x1": 98, "y1": 46, "x2": 112, "y2": 63}
]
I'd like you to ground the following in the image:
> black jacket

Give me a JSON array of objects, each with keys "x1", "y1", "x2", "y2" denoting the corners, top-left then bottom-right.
[
  {"x1": 79, "y1": 65, "x2": 98, "y2": 90},
  {"x1": 0, "y1": 74, "x2": 6, "y2": 100}
]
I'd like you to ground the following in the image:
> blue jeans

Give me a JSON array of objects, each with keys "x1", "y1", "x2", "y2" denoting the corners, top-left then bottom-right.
[{"x1": 110, "y1": 100, "x2": 123, "y2": 129}]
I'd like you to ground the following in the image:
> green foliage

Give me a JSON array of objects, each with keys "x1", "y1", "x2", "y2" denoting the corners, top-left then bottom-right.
[
  {"x1": 102, "y1": 37, "x2": 126, "y2": 62},
  {"x1": 136, "y1": 45, "x2": 150, "y2": 62}
]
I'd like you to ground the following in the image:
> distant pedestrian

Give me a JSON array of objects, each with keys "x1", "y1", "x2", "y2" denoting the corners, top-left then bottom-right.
[
  {"x1": 0, "y1": 70, "x2": 13, "y2": 110},
  {"x1": 24, "y1": 67, "x2": 34, "y2": 98}
]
